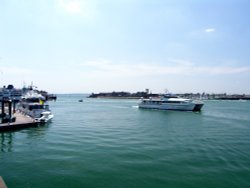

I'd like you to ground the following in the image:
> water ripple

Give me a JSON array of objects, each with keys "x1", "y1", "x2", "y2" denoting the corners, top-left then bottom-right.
[{"x1": 1, "y1": 96, "x2": 250, "y2": 187}]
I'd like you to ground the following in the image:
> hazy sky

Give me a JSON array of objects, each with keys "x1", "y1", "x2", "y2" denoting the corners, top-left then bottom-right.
[{"x1": 1, "y1": 0, "x2": 250, "y2": 94}]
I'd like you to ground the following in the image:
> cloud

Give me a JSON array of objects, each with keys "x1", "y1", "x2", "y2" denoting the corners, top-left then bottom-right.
[
  {"x1": 57, "y1": 0, "x2": 82, "y2": 13},
  {"x1": 205, "y1": 28, "x2": 216, "y2": 33},
  {"x1": 56, "y1": 0, "x2": 94, "y2": 16},
  {"x1": 80, "y1": 59, "x2": 250, "y2": 77}
]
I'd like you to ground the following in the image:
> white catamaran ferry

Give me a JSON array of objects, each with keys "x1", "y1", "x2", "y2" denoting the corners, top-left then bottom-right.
[{"x1": 139, "y1": 94, "x2": 204, "y2": 112}]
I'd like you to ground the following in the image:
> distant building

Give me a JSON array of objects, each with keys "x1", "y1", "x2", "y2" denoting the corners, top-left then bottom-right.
[{"x1": 0, "y1": 85, "x2": 22, "y2": 101}]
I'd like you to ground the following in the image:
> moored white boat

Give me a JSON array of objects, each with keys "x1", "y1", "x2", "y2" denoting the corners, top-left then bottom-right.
[
  {"x1": 139, "y1": 95, "x2": 204, "y2": 111},
  {"x1": 35, "y1": 111, "x2": 54, "y2": 123},
  {"x1": 18, "y1": 90, "x2": 54, "y2": 122}
]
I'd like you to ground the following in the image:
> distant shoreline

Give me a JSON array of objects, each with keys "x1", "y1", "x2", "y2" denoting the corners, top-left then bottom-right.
[
  {"x1": 88, "y1": 96, "x2": 142, "y2": 99},
  {"x1": 87, "y1": 91, "x2": 250, "y2": 100}
]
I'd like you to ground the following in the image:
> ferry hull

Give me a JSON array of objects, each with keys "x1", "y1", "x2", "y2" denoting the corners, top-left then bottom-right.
[{"x1": 139, "y1": 102, "x2": 203, "y2": 111}]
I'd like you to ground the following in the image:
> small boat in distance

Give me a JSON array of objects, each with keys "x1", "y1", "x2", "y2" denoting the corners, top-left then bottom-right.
[{"x1": 138, "y1": 94, "x2": 204, "y2": 112}]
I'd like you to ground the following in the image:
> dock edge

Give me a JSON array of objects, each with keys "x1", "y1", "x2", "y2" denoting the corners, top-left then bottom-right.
[{"x1": 0, "y1": 176, "x2": 7, "y2": 188}]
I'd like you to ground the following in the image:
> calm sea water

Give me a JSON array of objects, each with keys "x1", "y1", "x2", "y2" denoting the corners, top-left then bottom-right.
[{"x1": 1, "y1": 95, "x2": 250, "y2": 188}]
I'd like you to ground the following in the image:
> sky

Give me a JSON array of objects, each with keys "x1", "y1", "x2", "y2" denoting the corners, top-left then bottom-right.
[{"x1": 0, "y1": 0, "x2": 250, "y2": 94}]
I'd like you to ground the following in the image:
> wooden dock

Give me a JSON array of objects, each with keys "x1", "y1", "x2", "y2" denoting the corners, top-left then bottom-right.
[
  {"x1": 0, "y1": 112, "x2": 37, "y2": 132},
  {"x1": 0, "y1": 177, "x2": 7, "y2": 188}
]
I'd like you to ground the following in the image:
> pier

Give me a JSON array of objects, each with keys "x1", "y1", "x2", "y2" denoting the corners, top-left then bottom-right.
[
  {"x1": 0, "y1": 111, "x2": 37, "y2": 132},
  {"x1": 0, "y1": 177, "x2": 7, "y2": 188},
  {"x1": 0, "y1": 99, "x2": 37, "y2": 132}
]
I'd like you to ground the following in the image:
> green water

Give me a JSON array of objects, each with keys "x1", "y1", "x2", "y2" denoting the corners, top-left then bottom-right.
[{"x1": 1, "y1": 95, "x2": 250, "y2": 188}]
